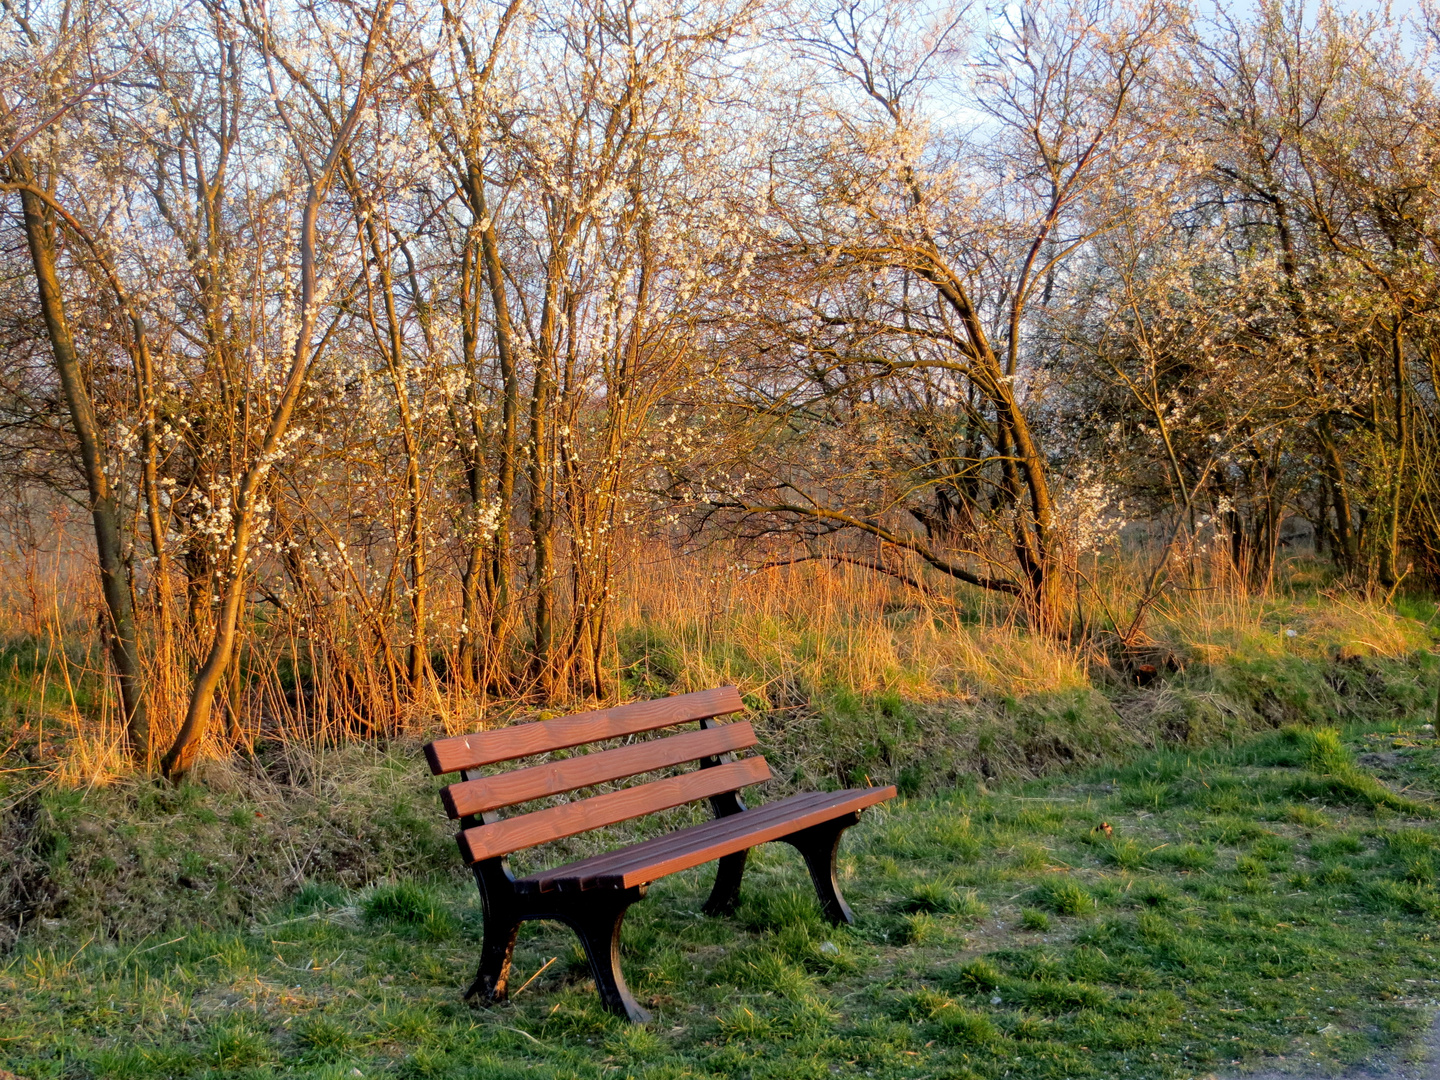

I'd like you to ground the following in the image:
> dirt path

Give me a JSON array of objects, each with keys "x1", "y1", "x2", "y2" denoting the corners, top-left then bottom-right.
[{"x1": 1229, "y1": 1013, "x2": 1440, "y2": 1080}]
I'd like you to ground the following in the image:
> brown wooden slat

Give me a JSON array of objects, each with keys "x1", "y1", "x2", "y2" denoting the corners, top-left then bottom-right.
[
  {"x1": 441, "y1": 723, "x2": 758, "y2": 818},
  {"x1": 521, "y1": 790, "x2": 840, "y2": 892},
  {"x1": 596, "y1": 787, "x2": 896, "y2": 890},
  {"x1": 517, "y1": 786, "x2": 898, "y2": 893},
  {"x1": 522, "y1": 791, "x2": 847, "y2": 888},
  {"x1": 561, "y1": 786, "x2": 895, "y2": 891},
  {"x1": 424, "y1": 687, "x2": 744, "y2": 775},
  {"x1": 456, "y1": 756, "x2": 771, "y2": 863},
  {"x1": 540, "y1": 788, "x2": 891, "y2": 891}
]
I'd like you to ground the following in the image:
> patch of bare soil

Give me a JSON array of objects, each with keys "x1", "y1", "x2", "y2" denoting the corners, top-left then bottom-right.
[{"x1": 1228, "y1": 1012, "x2": 1440, "y2": 1080}]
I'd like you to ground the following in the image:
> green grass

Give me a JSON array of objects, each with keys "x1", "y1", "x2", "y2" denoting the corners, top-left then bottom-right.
[{"x1": 6, "y1": 723, "x2": 1440, "y2": 1079}]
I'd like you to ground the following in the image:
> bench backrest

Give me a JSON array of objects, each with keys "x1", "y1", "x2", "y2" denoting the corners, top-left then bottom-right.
[{"x1": 424, "y1": 687, "x2": 763, "y2": 865}]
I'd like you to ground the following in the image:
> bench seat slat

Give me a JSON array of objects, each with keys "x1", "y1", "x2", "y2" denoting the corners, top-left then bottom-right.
[
  {"x1": 516, "y1": 786, "x2": 898, "y2": 893},
  {"x1": 456, "y1": 756, "x2": 770, "y2": 863},
  {"x1": 441, "y1": 723, "x2": 758, "y2": 818},
  {"x1": 520, "y1": 790, "x2": 841, "y2": 892},
  {"x1": 425, "y1": 687, "x2": 744, "y2": 775},
  {"x1": 564, "y1": 786, "x2": 895, "y2": 891},
  {"x1": 534, "y1": 788, "x2": 893, "y2": 892}
]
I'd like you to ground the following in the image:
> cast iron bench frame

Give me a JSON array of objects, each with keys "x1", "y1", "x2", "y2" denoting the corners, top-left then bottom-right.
[{"x1": 423, "y1": 686, "x2": 895, "y2": 1021}]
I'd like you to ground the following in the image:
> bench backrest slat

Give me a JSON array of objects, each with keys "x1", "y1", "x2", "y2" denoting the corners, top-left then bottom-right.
[
  {"x1": 425, "y1": 686, "x2": 744, "y2": 776},
  {"x1": 457, "y1": 755, "x2": 771, "y2": 863},
  {"x1": 441, "y1": 722, "x2": 757, "y2": 819}
]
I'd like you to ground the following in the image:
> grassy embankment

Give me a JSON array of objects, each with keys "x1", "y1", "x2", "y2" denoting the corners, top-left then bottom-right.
[{"x1": 2, "y1": 559, "x2": 1440, "y2": 1078}]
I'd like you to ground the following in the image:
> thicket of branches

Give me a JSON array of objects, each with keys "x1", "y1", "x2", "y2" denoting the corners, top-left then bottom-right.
[{"x1": 0, "y1": 0, "x2": 1437, "y2": 776}]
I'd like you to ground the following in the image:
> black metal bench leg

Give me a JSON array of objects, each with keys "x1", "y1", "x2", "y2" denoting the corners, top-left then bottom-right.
[
  {"x1": 702, "y1": 849, "x2": 748, "y2": 916},
  {"x1": 465, "y1": 853, "x2": 522, "y2": 1005},
  {"x1": 781, "y1": 811, "x2": 861, "y2": 926},
  {"x1": 465, "y1": 914, "x2": 521, "y2": 1004},
  {"x1": 567, "y1": 886, "x2": 651, "y2": 1023}
]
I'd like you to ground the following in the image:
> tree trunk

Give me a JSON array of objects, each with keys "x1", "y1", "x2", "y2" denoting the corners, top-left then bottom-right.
[
  {"x1": 1318, "y1": 420, "x2": 1357, "y2": 572},
  {"x1": 356, "y1": 203, "x2": 429, "y2": 693},
  {"x1": 1380, "y1": 317, "x2": 1407, "y2": 587},
  {"x1": 469, "y1": 165, "x2": 520, "y2": 692},
  {"x1": 456, "y1": 238, "x2": 486, "y2": 690},
  {"x1": 14, "y1": 170, "x2": 149, "y2": 763},
  {"x1": 529, "y1": 305, "x2": 554, "y2": 694},
  {"x1": 132, "y1": 331, "x2": 176, "y2": 672}
]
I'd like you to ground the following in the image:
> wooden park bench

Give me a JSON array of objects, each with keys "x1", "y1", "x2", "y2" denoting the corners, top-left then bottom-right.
[{"x1": 423, "y1": 686, "x2": 895, "y2": 1021}]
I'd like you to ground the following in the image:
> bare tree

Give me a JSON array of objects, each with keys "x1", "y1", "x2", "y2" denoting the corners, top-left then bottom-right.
[
  {"x1": 684, "y1": 0, "x2": 1175, "y2": 626},
  {"x1": 160, "y1": 0, "x2": 394, "y2": 777}
]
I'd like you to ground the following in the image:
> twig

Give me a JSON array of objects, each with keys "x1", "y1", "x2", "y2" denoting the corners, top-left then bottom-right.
[
  {"x1": 493, "y1": 1025, "x2": 543, "y2": 1044},
  {"x1": 1382, "y1": 566, "x2": 1412, "y2": 607},
  {"x1": 509, "y1": 955, "x2": 558, "y2": 999},
  {"x1": 124, "y1": 935, "x2": 186, "y2": 962},
  {"x1": 754, "y1": 551, "x2": 943, "y2": 599},
  {"x1": 256, "y1": 907, "x2": 354, "y2": 931}
]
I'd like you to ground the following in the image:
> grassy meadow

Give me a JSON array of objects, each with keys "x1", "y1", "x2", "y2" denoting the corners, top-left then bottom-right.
[{"x1": 3, "y1": 554, "x2": 1440, "y2": 1079}]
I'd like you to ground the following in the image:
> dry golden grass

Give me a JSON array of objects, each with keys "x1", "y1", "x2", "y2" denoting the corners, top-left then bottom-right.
[
  {"x1": 612, "y1": 544, "x2": 1430, "y2": 704},
  {"x1": 2, "y1": 537, "x2": 1435, "y2": 790},
  {"x1": 612, "y1": 546, "x2": 1091, "y2": 704},
  {"x1": 1146, "y1": 564, "x2": 1430, "y2": 667}
]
